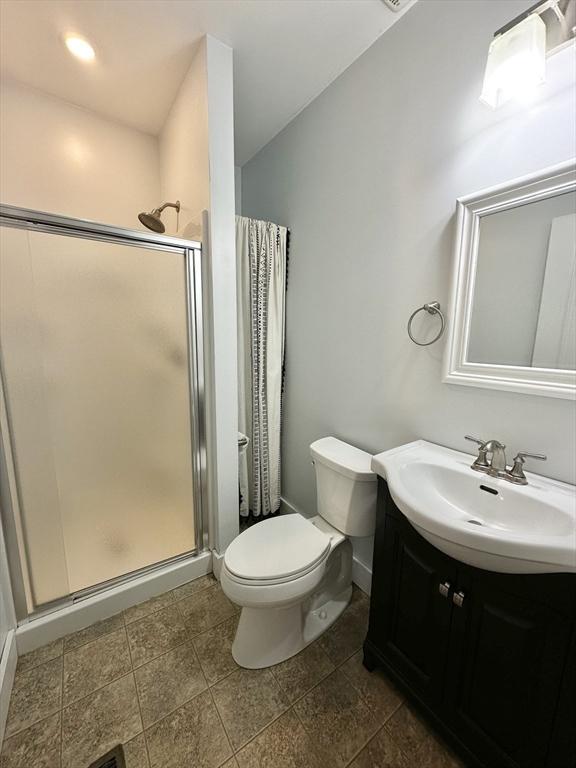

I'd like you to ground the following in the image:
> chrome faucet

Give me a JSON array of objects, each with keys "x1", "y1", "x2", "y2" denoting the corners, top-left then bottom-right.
[
  {"x1": 482, "y1": 439, "x2": 508, "y2": 477},
  {"x1": 464, "y1": 436, "x2": 546, "y2": 485},
  {"x1": 465, "y1": 436, "x2": 507, "y2": 477}
]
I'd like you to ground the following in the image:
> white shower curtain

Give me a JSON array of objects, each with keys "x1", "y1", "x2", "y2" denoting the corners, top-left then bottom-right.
[{"x1": 236, "y1": 215, "x2": 287, "y2": 518}]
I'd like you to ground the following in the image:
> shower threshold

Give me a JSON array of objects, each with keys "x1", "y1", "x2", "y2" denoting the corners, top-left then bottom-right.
[{"x1": 14, "y1": 549, "x2": 212, "y2": 656}]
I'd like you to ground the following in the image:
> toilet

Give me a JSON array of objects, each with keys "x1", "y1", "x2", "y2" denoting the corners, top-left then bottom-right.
[{"x1": 220, "y1": 436, "x2": 377, "y2": 669}]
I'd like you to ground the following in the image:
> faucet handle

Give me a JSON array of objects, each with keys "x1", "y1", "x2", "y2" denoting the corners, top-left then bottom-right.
[
  {"x1": 465, "y1": 436, "x2": 490, "y2": 471},
  {"x1": 508, "y1": 452, "x2": 547, "y2": 485},
  {"x1": 514, "y1": 451, "x2": 547, "y2": 462}
]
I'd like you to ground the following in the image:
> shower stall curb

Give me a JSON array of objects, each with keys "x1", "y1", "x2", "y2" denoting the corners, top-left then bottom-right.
[
  {"x1": 0, "y1": 629, "x2": 17, "y2": 745},
  {"x1": 15, "y1": 551, "x2": 211, "y2": 655}
]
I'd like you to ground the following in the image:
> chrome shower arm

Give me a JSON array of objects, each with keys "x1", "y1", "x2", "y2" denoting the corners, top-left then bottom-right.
[{"x1": 156, "y1": 201, "x2": 181, "y2": 214}]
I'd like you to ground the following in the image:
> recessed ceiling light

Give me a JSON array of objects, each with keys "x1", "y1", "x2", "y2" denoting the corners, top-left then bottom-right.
[{"x1": 65, "y1": 36, "x2": 95, "y2": 62}]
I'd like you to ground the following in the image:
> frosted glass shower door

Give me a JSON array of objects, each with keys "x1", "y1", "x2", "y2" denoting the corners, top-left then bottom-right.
[{"x1": 0, "y1": 225, "x2": 197, "y2": 605}]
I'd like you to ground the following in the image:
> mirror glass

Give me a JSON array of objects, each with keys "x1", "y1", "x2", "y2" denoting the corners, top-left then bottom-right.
[{"x1": 467, "y1": 191, "x2": 576, "y2": 370}]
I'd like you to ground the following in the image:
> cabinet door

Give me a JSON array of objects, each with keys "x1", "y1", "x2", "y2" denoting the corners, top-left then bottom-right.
[
  {"x1": 368, "y1": 510, "x2": 456, "y2": 705},
  {"x1": 446, "y1": 571, "x2": 572, "y2": 768},
  {"x1": 547, "y1": 624, "x2": 576, "y2": 768}
]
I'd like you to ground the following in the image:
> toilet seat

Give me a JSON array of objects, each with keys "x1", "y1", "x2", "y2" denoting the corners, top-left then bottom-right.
[
  {"x1": 224, "y1": 552, "x2": 330, "y2": 587},
  {"x1": 224, "y1": 514, "x2": 331, "y2": 585}
]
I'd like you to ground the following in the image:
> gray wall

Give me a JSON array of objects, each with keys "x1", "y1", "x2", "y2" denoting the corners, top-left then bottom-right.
[{"x1": 242, "y1": 0, "x2": 576, "y2": 573}]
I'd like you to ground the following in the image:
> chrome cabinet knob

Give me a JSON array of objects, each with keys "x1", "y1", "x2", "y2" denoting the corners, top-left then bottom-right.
[
  {"x1": 453, "y1": 591, "x2": 465, "y2": 608},
  {"x1": 438, "y1": 581, "x2": 451, "y2": 599}
]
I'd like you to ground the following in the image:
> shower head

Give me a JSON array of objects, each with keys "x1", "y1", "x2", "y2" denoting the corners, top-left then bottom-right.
[
  {"x1": 138, "y1": 209, "x2": 165, "y2": 233},
  {"x1": 138, "y1": 201, "x2": 180, "y2": 233}
]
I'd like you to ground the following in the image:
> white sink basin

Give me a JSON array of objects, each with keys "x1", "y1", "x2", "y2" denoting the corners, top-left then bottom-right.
[{"x1": 371, "y1": 440, "x2": 576, "y2": 574}]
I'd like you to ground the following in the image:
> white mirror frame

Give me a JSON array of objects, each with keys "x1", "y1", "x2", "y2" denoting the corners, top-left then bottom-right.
[{"x1": 443, "y1": 159, "x2": 576, "y2": 400}]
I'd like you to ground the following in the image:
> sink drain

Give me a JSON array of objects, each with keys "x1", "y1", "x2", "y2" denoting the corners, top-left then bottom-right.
[{"x1": 467, "y1": 519, "x2": 483, "y2": 526}]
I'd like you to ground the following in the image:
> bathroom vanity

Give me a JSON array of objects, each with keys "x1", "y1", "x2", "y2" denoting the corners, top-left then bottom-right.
[{"x1": 364, "y1": 444, "x2": 576, "y2": 768}]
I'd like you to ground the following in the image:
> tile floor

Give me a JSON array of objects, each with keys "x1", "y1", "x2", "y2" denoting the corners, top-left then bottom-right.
[{"x1": 1, "y1": 575, "x2": 464, "y2": 768}]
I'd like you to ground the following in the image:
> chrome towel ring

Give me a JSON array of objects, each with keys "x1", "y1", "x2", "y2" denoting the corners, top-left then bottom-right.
[{"x1": 407, "y1": 301, "x2": 445, "y2": 346}]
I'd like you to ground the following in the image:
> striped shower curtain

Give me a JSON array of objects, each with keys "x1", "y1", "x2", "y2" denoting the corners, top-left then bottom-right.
[{"x1": 236, "y1": 215, "x2": 287, "y2": 518}]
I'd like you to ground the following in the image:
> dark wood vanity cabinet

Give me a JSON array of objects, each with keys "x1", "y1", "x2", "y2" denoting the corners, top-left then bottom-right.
[{"x1": 364, "y1": 479, "x2": 576, "y2": 768}]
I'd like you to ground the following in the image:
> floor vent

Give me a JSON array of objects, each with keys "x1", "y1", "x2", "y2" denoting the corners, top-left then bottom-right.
[{"x1": 89, "y1": 745, "x2": 126, "y2": 768}]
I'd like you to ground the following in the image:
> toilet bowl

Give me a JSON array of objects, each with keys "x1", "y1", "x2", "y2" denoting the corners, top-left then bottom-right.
[{"x1": 220, "y1": 436, "x2": 377, "y2": 669}]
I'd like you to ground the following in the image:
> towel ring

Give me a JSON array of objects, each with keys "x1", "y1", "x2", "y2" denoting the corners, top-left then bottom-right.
[{"x1": 407, "y1": 301, "x2": 445, "y2": 346}]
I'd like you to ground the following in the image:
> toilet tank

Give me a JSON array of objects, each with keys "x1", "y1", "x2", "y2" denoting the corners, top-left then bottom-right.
[{"x1": 310, "y1": 437, "x2": 377, "y2": 537}]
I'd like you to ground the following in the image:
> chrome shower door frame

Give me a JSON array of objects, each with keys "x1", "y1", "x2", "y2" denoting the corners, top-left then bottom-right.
[{"x1": 0, "y1": 204, "x2": 209, "y2": 621}]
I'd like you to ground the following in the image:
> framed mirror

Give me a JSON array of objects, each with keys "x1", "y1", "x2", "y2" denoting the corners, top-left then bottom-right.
[{"x1": 443, "y1": 160, "x2": 576, "y2": 400}]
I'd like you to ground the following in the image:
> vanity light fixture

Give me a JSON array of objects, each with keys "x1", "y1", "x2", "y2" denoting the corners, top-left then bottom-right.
[
  {"x1": 65, "y1": 35, "x2": 96, "y2": 62},
  {"x1": 480, "y1": 0, "x2": 575, "y2": 108}
]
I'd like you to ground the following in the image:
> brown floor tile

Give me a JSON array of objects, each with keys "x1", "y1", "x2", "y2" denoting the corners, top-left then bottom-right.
[
  {"x1": 171, "y1": 573, "x2": 218, "y2": 602},
  {"x1": 0, "y1": 712, "x2": 61, "y2": 768},
  {"x1": 235, "y1": 708, "x2": 328, "y2": 768},
  {"x1": 349, "y1": 585, "x2": 370, "y2": 611},
  {"x1": 4, "y1": 656, "x2": 62, "y2": 739},
  {"x1": 63, "y1": 627, "x2": 132, "y2": 705},
  {"x1": 63, "y1": 613, "x2": 124, "y2": 652},
  {"x1": 61, "y1": 673, "x2": 142, "y2": 768},
  {"x1": 350, "y1": 726, "x2": 410, "y2": 768},
  {"x1": 124, "y1": 733, "x2": 150, "y2": 768},
  {"x1": 384, "y1": 703, "x2": 437, "y2": 763},
  {"x1": 145, "y1": 689, "x2": 232, "y2": 768},
  {"x1": 192, "y1": 615, "x2": 239, "y2": 685},
  {"x1": 177, "y1": 584, "x2": 238, "y2": 637},
  {"x1": 123, "y1": 592, "x2": 175, "y2": 624},
  {"x1": 294, "y1": 668, "x2": 380, "y2": 768},
  {"x1": 15, "y1": 638, "x2": 63, "y2": 676},
  {"x1": 272, "y1": 640, "x2": 334, "y2": 703},
  {"x1": 135, "y1": 640, "x2": 207, "y2": 727},
  {"x1": 1, "y1": 581, "x2": 463, "y2": 768},
  {"x1": 318, "y1": 590, "x2": 370, "y2": 666},
  {"x1": 126, "y1": 604, "x2": 188, "y2": 668},
  {"x1": 414, "y1": 735, "x2": 465, "y2": 768},
  {"x1": 211, "y1": 667, "x2": 289, "y2": 751},
  {"x1": 341, "y1": 650, "x2": 403, "y2": 724}
]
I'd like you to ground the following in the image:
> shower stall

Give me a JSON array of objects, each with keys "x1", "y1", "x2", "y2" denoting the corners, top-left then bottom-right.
[{"x1": 0, "y1": 205, "x2": 208, "y2": 622}]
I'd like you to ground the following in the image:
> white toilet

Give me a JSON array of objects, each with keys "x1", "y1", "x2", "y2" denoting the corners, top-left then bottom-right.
[{"x1": 220, "y1": 436, "x2": 377, "y2": 669}]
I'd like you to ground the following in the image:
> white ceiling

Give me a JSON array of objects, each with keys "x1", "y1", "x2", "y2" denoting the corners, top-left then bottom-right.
[{"x1": 0, "y1": 0, "x2": 416, "y2": 165}]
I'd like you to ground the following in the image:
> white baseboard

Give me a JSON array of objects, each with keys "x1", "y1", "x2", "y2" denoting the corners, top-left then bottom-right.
[
  {"x1": 16, "y1": 551, "x2": 212, "y2": 655},
  {"x1": 352, "y1": 555, "x2": 373, "y2": 596},
  {"x1": 0, "y1": 630, "x2": 17, "y2": 745},
  {"x1": 280, "y1": 497, "x2": 300, "y2": 516},
  {"x1": 211, "y1": 549, "x2": 225, "y2": 581}
]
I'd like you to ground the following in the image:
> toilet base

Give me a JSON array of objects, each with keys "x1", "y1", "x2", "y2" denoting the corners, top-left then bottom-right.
[{"x1": 231, "y1": 584, "x2": 352, "y2": 669}]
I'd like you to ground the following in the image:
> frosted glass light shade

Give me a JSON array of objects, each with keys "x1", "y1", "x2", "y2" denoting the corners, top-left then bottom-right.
[{"x1": 480, "y1": 14, "x2": 546, "y2": 109}]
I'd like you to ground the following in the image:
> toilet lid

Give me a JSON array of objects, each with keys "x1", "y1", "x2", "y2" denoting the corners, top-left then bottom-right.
[{"x1": 225, "y1": 514, "x2": 331, "y2": 581}]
